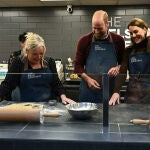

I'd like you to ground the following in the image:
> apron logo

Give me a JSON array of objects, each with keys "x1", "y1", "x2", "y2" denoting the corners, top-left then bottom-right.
[
  {"x1": 130, "y1": 57, "x2": 142, "y2": 63},
  {"x1": 28, "y1": 73, "x2": 41, "y2": 79},
  {"x1": 95, "y1": 45, "x2": 106, "y2": 51}
]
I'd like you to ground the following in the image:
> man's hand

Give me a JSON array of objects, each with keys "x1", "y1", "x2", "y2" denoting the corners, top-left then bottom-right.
[
  {"x1": 86, "y1": 77, "x2": 101, "y2": 90},
  {"x1": 81, "y1": 73, "x2": 101, "y2": 90},
  {"x1": 109, "y1": 93, "x2": 120, "y2": 106},
  {"x1": 108, "y1": 65, "x2": 120, "y2": 76}
]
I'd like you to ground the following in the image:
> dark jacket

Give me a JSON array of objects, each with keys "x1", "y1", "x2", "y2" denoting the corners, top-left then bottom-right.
[{"x1": 8, "y1": 50, "x2": 22, "y2": 69}]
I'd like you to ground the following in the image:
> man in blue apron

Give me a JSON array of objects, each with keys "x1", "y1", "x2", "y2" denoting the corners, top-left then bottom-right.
[
  {"x1": 79, "y1": 40, "x2": 117, "y2": 103},
  {"x1": 74, "y1": 10, "x2": 125, "y2": 103}
]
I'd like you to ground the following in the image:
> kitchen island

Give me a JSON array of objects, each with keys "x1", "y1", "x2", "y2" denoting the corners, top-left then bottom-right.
[{"x1": 0, "y1": 103, "x2": 149, "y2": 150}]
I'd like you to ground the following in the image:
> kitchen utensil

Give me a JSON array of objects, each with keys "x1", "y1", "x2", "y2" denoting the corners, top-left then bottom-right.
[
  {"x1": 66, "y1": 102, "x2": 98, "y2": 119},
  {"x1": 130, "y1": 119, "x2": 150, "y2": 125},
  {"x1": 0, "y1": 103, "x2": 44, "y2": 123},
  {"x1": 0, "y1": 102, "x2": 61, "y2": 123}
]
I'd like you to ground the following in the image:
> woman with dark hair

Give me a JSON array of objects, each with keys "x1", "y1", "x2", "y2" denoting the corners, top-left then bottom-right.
[
  {"x1": 8, "y1": 32, "x2": 28, "y2": 68},
  {"x1": 109, "y1": 18, "x2": 150, "y2": 105}
]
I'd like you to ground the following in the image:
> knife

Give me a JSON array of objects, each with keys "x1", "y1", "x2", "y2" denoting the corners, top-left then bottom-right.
[{"x1": 130, "y1": 119, "x2": 150, "y2": 125}]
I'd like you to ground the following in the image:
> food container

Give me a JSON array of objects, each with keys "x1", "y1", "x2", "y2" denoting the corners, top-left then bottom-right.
[{"x1": 66, "y1": 102, "x2": 98, "y2": 120}]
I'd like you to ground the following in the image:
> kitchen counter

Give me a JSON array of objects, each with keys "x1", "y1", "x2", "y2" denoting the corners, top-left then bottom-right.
[{"x1": 0, "y1": 103, "x2": 149, "y2": 150}]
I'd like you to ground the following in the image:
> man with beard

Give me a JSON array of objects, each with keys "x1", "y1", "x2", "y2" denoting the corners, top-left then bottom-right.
[{"x1": 74, "y1": 10, "x2": 125, "y2": 103}]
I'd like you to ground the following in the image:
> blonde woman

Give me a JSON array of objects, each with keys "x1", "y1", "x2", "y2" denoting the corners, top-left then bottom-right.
[{"x1": 0, "y1": 33, "x2": 75, "y2": 104}]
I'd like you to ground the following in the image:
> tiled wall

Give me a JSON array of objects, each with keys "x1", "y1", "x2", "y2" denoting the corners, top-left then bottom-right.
[{"x1": 0, "y1": 5, "x2": 149, "y2": 64}]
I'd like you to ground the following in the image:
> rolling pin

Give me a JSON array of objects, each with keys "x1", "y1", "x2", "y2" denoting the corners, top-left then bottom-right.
[
  {"x1": 130, "y1": 119, "x2": 150, "y2": 125},
  {"x1": 43, "y1": 111, "x2": 61, "y2": 117},
  {"x1": 0, "y1": 103, "x2": 61, "y2": 124}
]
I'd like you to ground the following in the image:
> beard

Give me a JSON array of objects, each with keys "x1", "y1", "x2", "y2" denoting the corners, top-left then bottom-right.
[{"x1": 94, "y1": 31, "x2": 107, "y2": 40}]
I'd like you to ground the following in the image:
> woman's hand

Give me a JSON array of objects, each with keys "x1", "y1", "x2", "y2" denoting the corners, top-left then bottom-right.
[
  {"x1": 146, "y1": 28, "x2": 150, "y2": 37},
  {"x1": 109, "y1": 93, "x2": 120, "y2": 106},
  {"x1": 61, "y1": 94, "x2": 76, "y2": 105}
]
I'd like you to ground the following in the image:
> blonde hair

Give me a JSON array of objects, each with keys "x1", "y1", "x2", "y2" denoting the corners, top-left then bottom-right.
[
  {"x1": 22, "y1": 32, "x2": 46, "y2": 57},
  {"x1": 128, "y1": 18, "x2": 148, "y2": 30}
]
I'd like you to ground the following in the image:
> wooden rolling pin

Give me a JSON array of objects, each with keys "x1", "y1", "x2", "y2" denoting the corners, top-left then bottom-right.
[
  {"x1": 0, "y1": 103, "x2": 61, "y2": 123},
  {"x1": 130, "y1": 119, "x2": 150, "y2": 125}
]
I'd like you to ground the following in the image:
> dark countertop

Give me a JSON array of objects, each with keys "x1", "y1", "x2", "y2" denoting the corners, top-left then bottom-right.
[{"x1": 0, "y1": 103, "x2": 149, "y2": 150}]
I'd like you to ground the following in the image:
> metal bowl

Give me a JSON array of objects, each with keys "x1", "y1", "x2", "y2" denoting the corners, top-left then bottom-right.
[{"x1": 66, "y1": 102, "x2": 98, "y2": 120}]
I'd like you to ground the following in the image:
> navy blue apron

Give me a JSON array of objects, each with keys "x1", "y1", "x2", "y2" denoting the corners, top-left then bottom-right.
[
  {"x1": 20, "y1": 67, "x2": 53, "y2": 102},
  {"x1": 127, "y1": 52, "x2": 150, "y2": 103},
  {"x1": 79, "y1": 41, "x2": 117, "y2": 103}
]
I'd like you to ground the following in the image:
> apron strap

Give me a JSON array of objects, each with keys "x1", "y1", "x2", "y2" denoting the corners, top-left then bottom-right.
[
  {"x1": 20, "y1": 56, "x2": 28, "y2": 71},
  {"x1": 20, "y1": 56, "x2": 48, "y2": 71},
  {"x1": 92, "y1": 32, "x2": 113, "y2": 43},
  {"x1": 109, "y1": 34, "x2": 113, "y2": 43}
]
